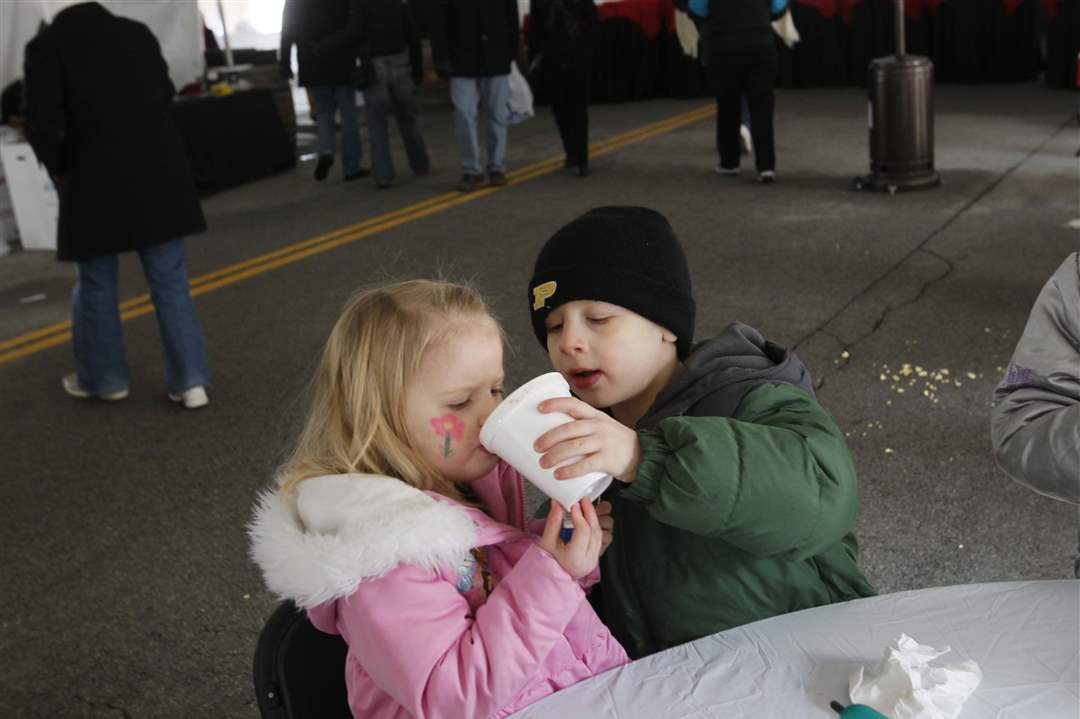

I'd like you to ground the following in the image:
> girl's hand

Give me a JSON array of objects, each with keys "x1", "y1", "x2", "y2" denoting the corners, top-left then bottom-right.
[
  {"x1": 534, "y1": 397, "x2": 642, "y2": 484},
  {"x1": 596, "y1": 500, "x2": 614, "y2": 555},
  {"x1": 538, "y1": 499, "x2": 602, "y2": 580}
]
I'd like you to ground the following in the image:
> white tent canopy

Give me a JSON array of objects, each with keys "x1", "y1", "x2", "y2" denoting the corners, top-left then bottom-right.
[{"x1": 0, "y1": 1, "x2": 203, "y2": 96}]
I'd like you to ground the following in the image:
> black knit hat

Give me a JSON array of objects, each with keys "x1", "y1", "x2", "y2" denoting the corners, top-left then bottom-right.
[{"x1": 529, "y1": 206, "x2": 695, "y2": 359}]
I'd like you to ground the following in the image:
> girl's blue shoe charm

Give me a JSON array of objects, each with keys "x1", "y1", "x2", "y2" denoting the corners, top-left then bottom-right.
[{"x1": 830, "y1": 701, "x2": 889, "y2": 719}]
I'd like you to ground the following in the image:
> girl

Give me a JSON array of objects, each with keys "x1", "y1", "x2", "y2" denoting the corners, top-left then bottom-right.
[{"x1": 250, "y1": 279, "x2": 627, "y2": 718}]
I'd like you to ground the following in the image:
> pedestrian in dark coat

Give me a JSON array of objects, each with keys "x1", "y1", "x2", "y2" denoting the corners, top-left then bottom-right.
[
  {"x1": 23, "y1": 2, "x2": 205, "y2": 261},
  {"x1": 528, "y1": 0, "x2": 598, "y2": 176},
  {"x1": 428, "y1": 0, "x2": 520, "y2": 192},
  {"x1": 280, "y1": 0, "x2": 369, "y2": 181},
  {"x1": 684, "y1": 0, "x2": 780, "y2": 182},
  {"x1": 23, "y1": 1, "x2": 211, "y2": 408}
]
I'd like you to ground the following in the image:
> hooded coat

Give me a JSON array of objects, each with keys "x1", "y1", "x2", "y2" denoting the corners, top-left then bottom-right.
[
  {"x1": 595, "y1": 322, "x2": 877, "y2": 658},
  {"x1": 250, "y1": 462, "x2": 627, "y2": 719},
  {"x1": 992, "y1": 252, "x2": 1080, "y2": 506}
]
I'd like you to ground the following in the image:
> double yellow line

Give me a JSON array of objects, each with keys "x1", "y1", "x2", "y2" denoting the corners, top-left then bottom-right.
[{"x1": 0, "y1": 103, "x2": 715, "y2": 365}]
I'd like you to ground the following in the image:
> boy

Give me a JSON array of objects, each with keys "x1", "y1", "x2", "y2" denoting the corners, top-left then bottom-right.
[{"x1": 528, "y1": 206, "x2": 875, "y2": 658}]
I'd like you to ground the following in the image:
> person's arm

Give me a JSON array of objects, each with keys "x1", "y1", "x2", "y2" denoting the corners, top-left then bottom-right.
[
  {"x1": 428, "y1": 0, "x2": 452, "y2": 76},
  {"x1": 506, "y1": 0, "x2": 521, "y2": 64},
  {"x1": 314, "y1": 0, "x2": 364, "y2": 58},
  {"x1": 404, "y1": 1, "x2": 424, "y2": 84},
  {"x1": 22, "y1": 37, "x2": 66, "y2": 178},
  {"x1": 526, "y1": 0, "x2": 546, "y2": 59},
  {"x1": 622, "y1": 383, "x2": 860, "y2": 559},
  {"x1": 279, "y1": 0, "x2": 296, "y2": 78},
  {"x1": 338, "y1": 544, "x2": 587, "y2": 718},
  {"x1": 992, "y1": 253, "x2": 1080, "y2": 504}
]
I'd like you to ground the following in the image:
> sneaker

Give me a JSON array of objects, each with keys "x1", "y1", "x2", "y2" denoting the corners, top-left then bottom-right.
[
  {"x1": 575, "y1": 163, "x2": 589, "y2": 178},
  {"x1": 487, "y1": 171, "x2": 508, "y2": 187},
  {"x1": 758, "y1": 170, "x2": 775, "y2": 184},
  {"x1": 714, "y1": 162, "x2": 740, "y2": 177},
  {"x1": 375, "y1": 179, "x2": 393, "y2": 189},
  {"x1": 313, "y1": 155, "x2": 333, "y2": 181},
  {"x1": 413, "y1": 165, "x2": 431, "y2": 177},
  {"x1": 457, "y1": 173, "x2": 486, "y2": 192},
  {"x1": 62, "y1": 373, "x2": 128, "y2": 401},
  {"x1": 344, "y1": 168, "x2": 371, "y2": 181},
  {"x1": 168, "y1": 386, "x2": 209, "y2": 409},
  {"x1": 740, "y1": 125, "x2": 753, "y2": 156}
]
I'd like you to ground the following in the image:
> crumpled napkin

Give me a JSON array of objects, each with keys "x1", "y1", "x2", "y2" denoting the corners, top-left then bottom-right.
[{"x1": 849, "y1": 634, "x2": 982, "y2": 719}]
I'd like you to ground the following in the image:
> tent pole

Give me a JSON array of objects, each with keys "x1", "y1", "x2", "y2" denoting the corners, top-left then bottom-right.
[{"x1": 216, "y1": 0, "x2": 234, "y2": 67}]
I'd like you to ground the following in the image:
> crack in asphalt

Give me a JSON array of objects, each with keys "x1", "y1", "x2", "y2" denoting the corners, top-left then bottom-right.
[{"x1": 791, "y1": 116, "x2": 1074, "y2": 365}]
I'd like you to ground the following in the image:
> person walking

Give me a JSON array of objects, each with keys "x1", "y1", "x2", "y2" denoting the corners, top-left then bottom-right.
[
  {"x1": 352, "y1": 0, "x2": 431, "y2": 189},
  {"x1": 527, "y1": 0, "x2": 598, "y2": 177},
  {"x1": 281, "y1": 0, "x2": 370, "y2": 182},
  {"x1": 691, "y1": 0, "x2": 780, "y2": 183},
  {"x1": 23, "y1": 1, "x2": 210, "y2": 408},
  {"x1": 429, "y1": 0, "x2": 521, "y2": 192}
]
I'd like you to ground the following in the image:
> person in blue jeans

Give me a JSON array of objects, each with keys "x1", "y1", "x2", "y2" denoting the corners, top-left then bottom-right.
[
  {"x1": 22, "y1": 3, "x2": 210, "y2": 408},
  {"x1": 430, "y1": 0, "x2": 520, "y2": 192},
  {"x1": 281, "y1": 0, "x2": 370, "y2": 182},
  {"x1": 346, "y1": 0, "x2": 430, "y2": 188},
  {"x1": 71, "y1": 239, "x2": 209, "y2": 407}
]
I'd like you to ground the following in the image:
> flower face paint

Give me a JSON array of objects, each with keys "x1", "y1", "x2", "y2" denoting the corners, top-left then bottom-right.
[{"x1": 431, "y1": 413, "x2": 466, "y2": 457}]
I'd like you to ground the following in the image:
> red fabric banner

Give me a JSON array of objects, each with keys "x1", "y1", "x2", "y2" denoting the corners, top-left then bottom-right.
[
  {"x1": 794, "y1": 0, "x2": 1031, "y2": 24},
  {"x1": 598, "y1": 0, "x2": 674, "y2": 39}
]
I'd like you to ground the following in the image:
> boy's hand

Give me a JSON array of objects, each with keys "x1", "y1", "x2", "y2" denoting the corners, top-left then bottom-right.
[
  {"x1": 596, "y1": 500, "x2": 614, "y2": 554},
  {"x1": 535, "y1": 397, "x2": 642, "y2": 484},
  {"x1": 538, "y1": 499, "x2": 602, "y2": 580}
]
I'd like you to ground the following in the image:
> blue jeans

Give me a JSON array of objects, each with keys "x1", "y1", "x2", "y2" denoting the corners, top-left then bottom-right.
[
  {"x1": 365, "y1": 52, "x2": 430, "y2": 185},
  {"x1": 311, "y1": 85, "x2": 362, "y2": 175},
  {"x1": 72, "y1": 238, "x2": 209, "y2": 395},
  {"x1": 450, "y1": 75, "x2": 510, "y2": 175}
]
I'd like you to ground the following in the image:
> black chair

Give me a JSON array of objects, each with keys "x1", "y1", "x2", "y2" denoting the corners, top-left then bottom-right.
[{"x1": 253, "y1": 600, "x2": 351, "y2": 718}]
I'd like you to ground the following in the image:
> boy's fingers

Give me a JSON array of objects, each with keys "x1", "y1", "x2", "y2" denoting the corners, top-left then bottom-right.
[
  {"x1": 534, "y1": 418, "x2": 595, "y2": 453},
  {"x1": 595, "y1": 500, "x2": 612, "y2": 517},
  {"x1": 552, "y1": 457, "x2": 597, "y2": 481},
  {"x1": 537, "y1": 396, "x2": 595, "y2": 419},
  {"x1": 598, "y1": 516, "x2": 614, "y2": 533},
  {"x1": 539, "y1": 436, "x2": 602, "y2": 470}
]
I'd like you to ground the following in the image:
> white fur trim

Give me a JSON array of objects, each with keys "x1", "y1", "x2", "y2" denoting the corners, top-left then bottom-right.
[{"x1": 249, "y1": 474, "x2": 479, "y2": 609}]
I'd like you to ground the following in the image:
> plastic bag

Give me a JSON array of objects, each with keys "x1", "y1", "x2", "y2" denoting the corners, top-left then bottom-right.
[
  {"x1": 772, "y1": 9, "x2": 800, "y2": 48},
  {"x1": 506, "y1": 62, "x2": 534, "y2": 125}
]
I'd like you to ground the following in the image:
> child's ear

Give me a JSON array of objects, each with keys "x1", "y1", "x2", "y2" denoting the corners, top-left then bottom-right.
[{"x1": 661, "y1": 329, "x2": 678, "y2": 345}]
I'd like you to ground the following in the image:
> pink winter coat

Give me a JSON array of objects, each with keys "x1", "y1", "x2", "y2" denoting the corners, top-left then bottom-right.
[{"x1": 250, "y1": 462, "x2": 628, "y2": 719}]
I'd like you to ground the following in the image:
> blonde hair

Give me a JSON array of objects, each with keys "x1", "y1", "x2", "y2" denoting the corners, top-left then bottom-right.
[{"x1": 278, "y1": 279, "x2": 500, "y2": 501}]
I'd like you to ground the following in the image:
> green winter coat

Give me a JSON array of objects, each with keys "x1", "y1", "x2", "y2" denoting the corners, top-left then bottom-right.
[{"x1": 596, "y1": 323, "x2": 876, "y2": 658}]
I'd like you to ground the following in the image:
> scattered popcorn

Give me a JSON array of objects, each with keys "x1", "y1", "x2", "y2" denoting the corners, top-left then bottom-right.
[
  {"x1": 841, "y1": 350, "x2": 850, "y2": 359},
  {"x1": 884, "y1": 448, "x2": 894, "y2": 454},
  {"x1": 966, "y1": 372, "x2": 977, "y2": 380},
  {"x1": 880, "y1": 373, "x2": 887, "y2": 381}
]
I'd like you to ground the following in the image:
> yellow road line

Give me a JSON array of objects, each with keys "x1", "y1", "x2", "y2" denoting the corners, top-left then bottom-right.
[{"x1": 0, "y1": 103, "x2": 715, "y2": 365}]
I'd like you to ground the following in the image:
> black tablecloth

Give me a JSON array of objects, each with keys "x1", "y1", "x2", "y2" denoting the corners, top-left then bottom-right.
[
  {"x1": 547, "y1": 0, "x2": 1060, "y2": 103},
  {"x1": 171, "y1": 88, "x2": 295, "y2": 191},
  {"x1": 1045, "y1": 0, "x2": 1080, "y2": 88}
]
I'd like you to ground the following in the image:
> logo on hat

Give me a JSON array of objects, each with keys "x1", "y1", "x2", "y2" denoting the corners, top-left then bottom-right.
[{"x1": 532, "y1": 281, "x2": 557, "y2": 310}]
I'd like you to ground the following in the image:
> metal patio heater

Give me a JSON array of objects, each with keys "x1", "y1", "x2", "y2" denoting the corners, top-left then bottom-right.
[{"x1": 854, "y1": 0, "x2": 940, "y2": 193}]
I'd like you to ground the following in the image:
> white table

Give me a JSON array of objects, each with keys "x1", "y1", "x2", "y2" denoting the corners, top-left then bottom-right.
[{"x1": 513, "y1": 581, "x2": 1079, "y2": 718}]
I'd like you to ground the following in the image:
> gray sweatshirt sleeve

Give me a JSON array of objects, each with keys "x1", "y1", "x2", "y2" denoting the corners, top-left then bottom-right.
[{"x1": 991, "y1": 252, "x2": 1080, "y2": 504}]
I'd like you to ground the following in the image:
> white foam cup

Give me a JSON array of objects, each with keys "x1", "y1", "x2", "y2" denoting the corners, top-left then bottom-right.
[{"x1": 480, "y1": 372, "x2": 612, "y2": 513}]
